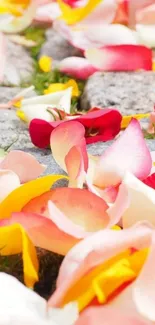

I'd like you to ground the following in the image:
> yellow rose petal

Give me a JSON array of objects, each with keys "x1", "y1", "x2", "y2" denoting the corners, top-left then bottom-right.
[
  {"x1": 44, "y1": 79, "x2": 79, "y2": 97},
  {"x1": 65, "y1": 79, "x2": 80, "y2": 97},
  {"x1": 0, "y1": 0, "x2": 30, "y2": 16},
  {"x1": 152, "y1": 61, "x2": 155, "y2": 71},
  {"x1": 16, "y1": 109, "x2": 28, "y2": 122},
  {"x1": 121, "y1": 113, "x2": 150, "y2": 129},
  {"x1": 0, "y1": 174, "x2": 67, "y2": 218},
  {"x1": 58, "y1": 0, "x2": 102, "y2": 25},
  {"x1": 39, "y1": 55, "x2": 52, "y2": 73},
  {"x1": 0, "y1": 223, "x2": 38, "y2": 288}
]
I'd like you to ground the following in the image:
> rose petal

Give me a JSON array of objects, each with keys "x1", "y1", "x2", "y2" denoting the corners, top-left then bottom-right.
[
  {"x1": 136, "y1": 24, "x2": 155, "y2": 48},
  {"x1": 48, "y1": 224, "x2": 152, "y2": 307},
  {"x1": 0, "y1": 169, "x2": 20, "y2": 203},
  {"x1": 0, "y1": 150, "x2": 46, "y2": 183},
  {"x1": 65, "y1": 146, "x2": 85, "y2": 188},
  {"x1": 59, "y1": 57, "x2": 98, "y2": 80},
  {"x1": 75, "y1": 306, "x2": 148, "y2": 325},
  {"x1": 85, "y1": 45, "x2": 152, "y2": 71},
  {"x1": 22, "y1": 187, "x2": 109, "y2": 232},
  {"x1": 48, "y1": 200, "x2": 88, "y2": 238},
  {"x1": 0, "y1": 223, "x2": 38, "y2": 288},
  {"x1": 93, "y1": 119, "x2": 152, "y2": 188},
  {"x1": 0, "y1": 174, "x2": 65, "y2": 218},
  {"x1": 143, "y1": 173, "x2": 155, "y2": 189},
  {"x1": 0, "y1": 2, "x2": 37, "y2": 33},
  {"x1": 0, "y1": 212, "x2": 79, "y2": 255},
  {"x1": 136, "y1": 3, "x2": 155, "y2": 25},
  {"x1": 50, "y1": 121, "x2": 88, "y2": 172},
  {"x1": 29, "y1": 119, "x2": 63, "y2": 149}
]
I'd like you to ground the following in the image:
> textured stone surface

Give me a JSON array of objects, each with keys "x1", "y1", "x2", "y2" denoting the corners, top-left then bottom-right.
[
  {"x1": 81, "y1": 71, "x2": 155, "y2": 115},
  {"x1": 2, "y1": 38, "x2": 34, "y2": 86},
  {"x1": 40, "y1": 27, "x2": 82, "y2": 60}
]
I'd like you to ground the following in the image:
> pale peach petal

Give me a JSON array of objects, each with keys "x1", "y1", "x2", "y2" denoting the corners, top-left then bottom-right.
[
  {"x1": 93, "y1": 119, "x2": 152, "y2": 188},
  {"x1": 0, "y1": 169, "x2": 20, "y2": 203},
  {"x1": 50, "y1": 121, "x2": 88, "y2": 172},
  {"x1": 48, "y1": 224, "x2": 152, "y2": 307},
  {"x1": 23, "y1": 187, "x2": 109, "y2": 232},
  {"x1": 65, "y1": 146, "x2": 85, "y2": 188},
  {"x1": 48, "y1": 200, "x2": 89, "y2": 238},
  {"x1": 0, "y1": 212, "x2": 79, "y2": 256},
  {"x1": 75, "y1": 306, "x2": 148, "y2": 325},
  {"x1": 133, "y1": 232, "x2": 155, "y2": 321},
  {"x1": 0, "y1": 150, "x2": 46, "y2": 183}
]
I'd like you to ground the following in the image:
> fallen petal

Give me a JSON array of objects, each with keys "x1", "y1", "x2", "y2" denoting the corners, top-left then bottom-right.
[
  {"x1": 85, "y1": 45, "x2": 152, "y2": 71},
  {"x1": 59, "y1": 57, "x2": 98, "y2": 80},
  {"x1": 0, "y1": 223, "x2": 38, "y2": 288},
  {"x1": 93, "y1": 119, "x2": 152, "y2": 188},
  {"x1": 0, "y1": 150, "x2": 46, "y2": 183},
  {"x1": 0, "y1": 169, "x2": 20, "y2": 203}
]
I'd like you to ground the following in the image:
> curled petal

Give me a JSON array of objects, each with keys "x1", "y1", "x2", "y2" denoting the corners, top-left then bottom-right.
[
  {"x1": 0, "y1": 150, "x2": 46, "y2": 183},
  {"x1": 59, "y1": 57, "x2": 98, "y2": 80},
  {"x1": 23, "y1": 187, "x2": 109, "y2": 232},
  {"x1": 65, "y1": 146, "x2": 85, "y2": 188},
  {"x1": 50, "y1": 121, "x2": 88, "y2": 172},
  {"x1": 0, "y1": 169, "x2": 20, "y2": 203},
  {"x1": 48, "y1": 224, "x2": 152, "y2": 307},
  {"x1": 85, "y1": 45, "x2": 152, "y2": 71},
  {"x1": 93, "y1": 119, "x2": 152, "y2": 188},
  {"x1": 0, "y1": 223, "x2": 38, "y2": 288},
  {"x1": 0, "y1": 174, "x2": 65, "y2": 218}
]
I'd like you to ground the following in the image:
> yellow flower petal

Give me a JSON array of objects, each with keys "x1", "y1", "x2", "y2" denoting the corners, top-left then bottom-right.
[
  {"x1": 39, "y1": 55, "x2": 52, "y2": 73},
  {"x1": 14, "y1": 99, "x2": 22, "y2": 109},
  {"x1": 0, "y1": 223, "x2": 38, "y2": 288},
  {"x1": 152, "y1": 61, "x2": 155, "y2": 71},
  {"x1": 44, "y1": 79, "x2": 79, "y2": 97},
  {"x1": 0, "y1": 174, "x2": 67, "y2": 218},
  {"x1": 61, "y1": 249, "x2": 148, "y2": 312},
  {"x1": 16, "y1": 109, "x2": 28, "y2": 122},
  {"x1": 58, "y1": 0, "x2": 102, "y2": 25},
  {"x1": 0, "y1": 0, "x2": 30, "y2": 16},
  {"x1": 121, "y1": 113, "x2": 150, "y2": 129}
]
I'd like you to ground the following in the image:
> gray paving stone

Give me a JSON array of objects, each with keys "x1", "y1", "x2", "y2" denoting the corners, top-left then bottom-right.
[
  {"x1": 2, "y1": 38, "x2": 34, "y2": 86},
  {"x1": 40, "y1": 27, "x2": 82, "y2": 60},
  {"x1": 81, "y1": 71, "x2": 155, "y2": 115}
]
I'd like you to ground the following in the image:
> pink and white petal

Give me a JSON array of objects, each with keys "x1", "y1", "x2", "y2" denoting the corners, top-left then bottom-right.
[
  {"x1": 79, "y1": 0, "x2": 117, "y2": 25},
  {"x1": 143, "y1": 173, "x2": 155, "y2": 189},
  {"x1": 58, "y1": 57, "x2": 98, "y2": 80},
  {"x1": 50, "y1": 121, "x2": 88, "y2": 172},
  {"x1": 133, "y1": 232, "x2": 155, "y2": 321},
  {"x1": 0, "y1": 169, "x2": 20, "y2": 203},
  {"x1": 75, "y1": 306, "x2": 148, "y2": 325},
  {"x1": 136, "y1": 4, "x2": 155, "y2": 25},
  {"x1": 0, "y1": 150, "x2": 46, "y2": 184},
  {"x1": 93, "y1": 119, "x2": 152, "y2": 188},
  {"x1": 85, "y1": 45, "x2": 152, "y2": 71},
  {"x1": 84, "y1": 24, "x2": 136, "y2": 48},
  {"x1": 48, "y1": 224, "x2": 152, "y2": 307},
  {"x1": 65, "y1": 146, "x2": 85, "y2": 188},
  {"x1": 0, "y1": 212, "x2": 79, "y2": 256},
  {"x1": 136, "y1": 24, "x2": 155, "y2": 48},
  {"x1": 121, "y1": 172, "x2": 155, "y2": 228},
  {"x1": 23, "y1": 187, "x2": 109, "y2": 233},
  {"x1": 0, "y1": 2, "x2": 37, "y2": 33},
  {"x1": 48, "y1": 200, "x2": 89, "y2": 238}
]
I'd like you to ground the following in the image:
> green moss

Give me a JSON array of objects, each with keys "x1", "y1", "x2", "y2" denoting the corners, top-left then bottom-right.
[{"x1": 23, "y1": 26, "x2": 46, "y2": 60}]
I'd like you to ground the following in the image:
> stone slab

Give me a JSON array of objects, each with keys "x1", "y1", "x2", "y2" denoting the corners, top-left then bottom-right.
[
  {"x1": 81, "y1": 71, "x2": 155, "y2": 115},
  {"x1": 40, "y1": 27, "x2": 82, "y2": 60},
  {"x1": 2, "y1": 38, "x2": 34, "y2": 86}
]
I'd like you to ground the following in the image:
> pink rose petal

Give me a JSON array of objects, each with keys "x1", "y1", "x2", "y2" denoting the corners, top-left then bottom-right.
[
  {"x1": 0, "y1": 150, "x2": 46, "y2": 184},
  {"x1": 85, "y1": 45, "x2": 152, "y2": 71},
  {"x1": 50, "y1": 121, "x2": 88, "y2": 173},
  {"x1": 48, "y1": 224, "x2": 152, "y2": 307},
  {"x1": 93, "y1": 119, "x2": 152, "y2": 188},
  {"x1": 59, "y1": 57, "x2": 98, "y2": 80},
  {"x1": 65, "y1": 146, "x2": 85, "y2": 188},
  {"x1": 0, "y1": 169, "x2": 20, "y2": 203},
  {"x1": 75, "y1": 306, "x2": 148, "y2": 325}
]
